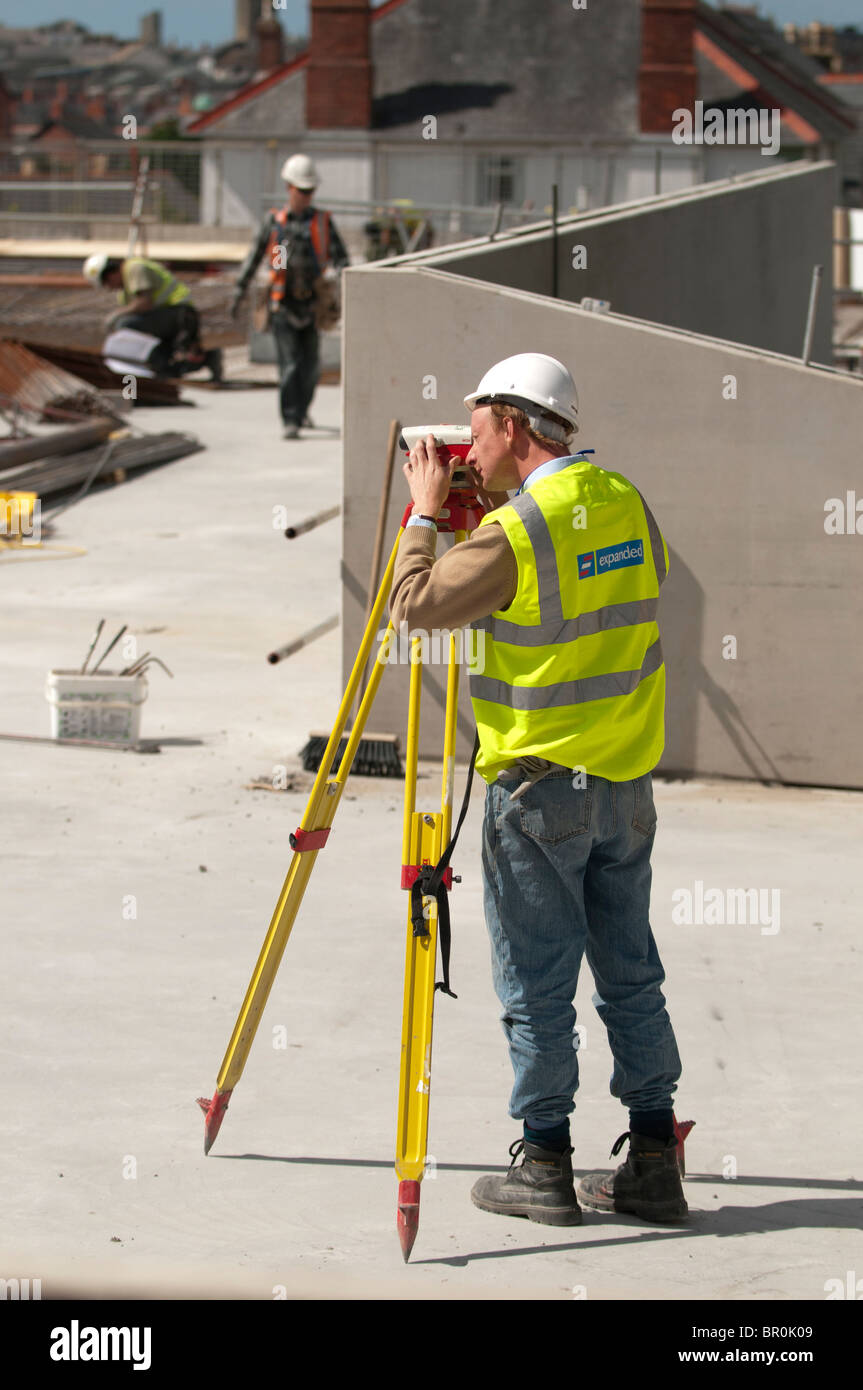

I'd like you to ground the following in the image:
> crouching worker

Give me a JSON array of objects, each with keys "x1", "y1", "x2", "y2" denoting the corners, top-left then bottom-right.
[{"x1": 83, "y1": 253, "x2": 222, "y2": 382}]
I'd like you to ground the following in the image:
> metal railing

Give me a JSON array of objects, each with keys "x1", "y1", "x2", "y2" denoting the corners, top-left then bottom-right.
[
  {"x1": 2, "y1": 139, "x2": 861, "y2": 304},
  {"x1": 257, "y1": 191, "x2": 540, "y2": 256},
  {"x1": 0, "y1": 140, "x2": 542, "y2": 247},
  {"x1": 0, "y1": 139, "x2": 201, "y2": 225}
]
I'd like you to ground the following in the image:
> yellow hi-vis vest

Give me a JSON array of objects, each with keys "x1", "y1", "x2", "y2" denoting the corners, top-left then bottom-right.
[
  {"x1": 120, "y1": 258, "x2": 190, "y2": 307},
  {"x1": 469, "y1": 460, "x2": 669, "y2": 784}
]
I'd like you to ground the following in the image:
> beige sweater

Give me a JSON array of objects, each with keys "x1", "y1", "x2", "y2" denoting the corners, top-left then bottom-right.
[{"x1": 389, "y1": 520, "x2": 518, "y2": 632}]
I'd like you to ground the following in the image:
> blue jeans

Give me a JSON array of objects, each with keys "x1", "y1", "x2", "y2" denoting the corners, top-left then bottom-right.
[
  {"x1": 271, "y1": 312, "x2": 319, "y2": 426},
  {"x1": 481, "y1": 769, "x2": 682, "y2": 1130}
]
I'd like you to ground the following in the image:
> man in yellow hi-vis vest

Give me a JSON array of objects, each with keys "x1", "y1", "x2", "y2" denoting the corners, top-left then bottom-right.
[
  {"x1": 82, "y1": 253, "x2": 222, "y2": 381},
  {"x1": 390, "y1": 353, "x2": 686, "y2": 1226}
]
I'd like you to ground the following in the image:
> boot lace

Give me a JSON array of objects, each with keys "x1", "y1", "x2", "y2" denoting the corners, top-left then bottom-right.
[
  {"x1": 610, "y1": 1131, "x2": 631, "y2": 1158},
  {"x1": 510, "y1": 1137, "x2": 575, "y2": 1164}
]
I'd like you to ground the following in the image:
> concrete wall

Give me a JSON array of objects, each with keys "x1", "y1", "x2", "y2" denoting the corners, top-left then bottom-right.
[
  {"x1": 341, "y1": 263, "x2": 863, "y2": 789},
  {"x1": 385, "y1": 162, "x2": 837, "y2": 366}
]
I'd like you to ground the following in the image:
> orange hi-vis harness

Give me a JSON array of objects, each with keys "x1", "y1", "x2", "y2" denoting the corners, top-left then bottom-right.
[{"x1": 266, "y1": 207, "x2": 332, "y2": 306}]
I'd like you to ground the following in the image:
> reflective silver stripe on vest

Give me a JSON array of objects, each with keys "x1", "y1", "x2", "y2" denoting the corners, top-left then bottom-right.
[
  {"x1": 507, "y1": 491, "x2": 564, "y2": 623},
  {"x1": 475, "y1": 483, "x2": 665, "y2": 652},
  {"x1": 153, "y1": 274, "x2": 181, "y2": 306},
  {"x1": 473, "y1": 596, "x2": 658, "y2": 648},
  {"x1": 634, "y1": 489, "x2": 666, "y2": 586},
  {"x1": 469, "y1": 638, "x2": 664, "y2": 709}
]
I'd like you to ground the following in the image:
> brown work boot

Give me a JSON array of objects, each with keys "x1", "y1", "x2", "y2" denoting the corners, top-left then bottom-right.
[
  {"x1": 471, "y1": 1139, "x2": 582, "y2": 1226},
  {"x1": 577, "y1": 1131, "x2": 688, "y2": 1223}
]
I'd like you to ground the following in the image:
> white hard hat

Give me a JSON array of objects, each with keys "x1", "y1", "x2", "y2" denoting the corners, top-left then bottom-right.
[
  {"x1": 281, "y1": 153, "x2": 318, "y2": 190},
  {"x1": 82, "y1": 253, "x2": 110, "y2": 285},
  {"x1": 464, "y1": 352, "x2": 579, "y2": 438}
]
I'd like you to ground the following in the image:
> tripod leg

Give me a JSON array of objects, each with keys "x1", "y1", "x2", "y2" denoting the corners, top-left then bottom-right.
[
  {"x1": 197, "y1": 519, "x2": 408, "y2": 1153},
  {"x1": 395, "y1": 629, "x2": 462, "y2": 1260},
  {"x1": 439, "y1": 626, "x2": 461, "y2": 847}
]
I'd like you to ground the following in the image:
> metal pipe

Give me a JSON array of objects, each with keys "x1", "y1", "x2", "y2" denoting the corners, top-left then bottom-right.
[
  {"x1": 4, "y1": 431, "x2": 201, "y2": 501},
  {"x1": 0, "y1": 417, "x2": 116, "y2": 469},
  {"x1": 267, "y1": 614, "x2": 338, "y2": 665},
  {"x1": 802, "y1": 264, "x2": 823, "y2": 366},
  {"x1": 127, "y1": 656, "x2": 173, "y2": 679},
  {"x1": 0, "y1": 731, "x2": 156, "y2": 752},
  {"x1": 90, "y1": 624, "x2": 127, "y2": 673},
  {"x1": 356, "y1": 419, "x2": 401, "y2": 713},
  {"x1": 119, "y1": 651, "x2": 151, "y2": 676},
  {"x1": 80, "y1": 618, "x2": 105, "y2": 673},
  {"x1": 551, "y1": 183, "x2": 559, "y2": 299},
  {"x1": 284, "y1": 504, "x2": 341, "y2": 539},
  {"x1": 364, "y1": 420, "x2": 400, "y2": 629}
]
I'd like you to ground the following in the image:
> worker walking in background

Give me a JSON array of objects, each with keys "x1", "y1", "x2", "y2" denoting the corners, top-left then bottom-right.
[
  {"x1": 390, "y1": 353, "x2": 687, "y2": 1227},
  {"x1": 83, "y1": 253, "x2": 222, "y2": 382},
  {"x1": 231, "y1": 153, "x2": 349, "y2": 440}
]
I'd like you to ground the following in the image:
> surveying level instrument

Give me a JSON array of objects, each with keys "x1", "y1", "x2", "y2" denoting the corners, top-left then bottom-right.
[
  {"x1": 398, "y1": 425, "x2": 474, "y2": 489},
  {"x1": 197, "y1": 425, "x2": 485, "y2": 1261}
]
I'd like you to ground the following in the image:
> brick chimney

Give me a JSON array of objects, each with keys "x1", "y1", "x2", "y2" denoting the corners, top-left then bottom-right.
[
  {"x1": 235, "y1": 0, "x2": 255, "y2": 43},
  {"x1": 86, "y1": 92, "x2": 106, "y2": 122},
  {"x1": 306, "y1": 0, "x2": 372, "y2": 130},
  {"x1": 49, "y1": 79, "x2": 69, "y2": 123},
  {"x1": 255, "y1": 6, "x2": 284, "y2": 74},
  {"x1": 640, "y1": 0, "x2": 697, "y2": 135},
  {"x1": 0, "y1": 76, "x2": 12, "y2": 139}
]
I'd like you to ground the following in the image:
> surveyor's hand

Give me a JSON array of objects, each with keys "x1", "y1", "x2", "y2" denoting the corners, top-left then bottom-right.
[{"x1": 404, "y1": 433, "x2": 456, "y2": 518}]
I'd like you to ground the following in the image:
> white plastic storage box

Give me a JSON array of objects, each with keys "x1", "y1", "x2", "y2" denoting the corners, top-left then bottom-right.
[{"x1": 46, "y1": 669, "x2": 149, "y2": 744}]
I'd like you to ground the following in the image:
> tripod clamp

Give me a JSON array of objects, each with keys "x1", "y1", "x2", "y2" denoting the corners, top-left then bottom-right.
[
  {"x1": 400, "y1": 482, "x2": 486, "y2": 537},
  {"x1": 402, "y1": 732, "x2": 480, "y2": 999}
]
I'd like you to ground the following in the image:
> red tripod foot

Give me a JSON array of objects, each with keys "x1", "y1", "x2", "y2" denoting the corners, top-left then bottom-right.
[
  {"x1": 673, "y1": 1114, "x2": 695, "y2": 1176},
  {"x1": 397, "y1": 1180, "x2": 421, "y2": 1263},
  {"x1": 196, "y1": 1088, "x2": 232, "y2": 1155}
]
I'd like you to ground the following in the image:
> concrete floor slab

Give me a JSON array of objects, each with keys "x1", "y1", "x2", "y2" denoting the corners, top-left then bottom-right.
[{"x1": 2, "y1": 383, "x2": 860, "y2": 1301}]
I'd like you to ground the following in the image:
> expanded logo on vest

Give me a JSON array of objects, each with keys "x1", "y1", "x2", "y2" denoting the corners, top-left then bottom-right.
[{"x1": 577, "y1": 538, "x2": 644, "y2": 578}]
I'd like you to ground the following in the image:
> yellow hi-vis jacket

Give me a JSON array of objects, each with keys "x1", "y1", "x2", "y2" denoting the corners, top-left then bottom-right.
[
  {"x1": 469, "y1": 459, "x2": 668, "y2": 784},
  {"x1": 119, "y1": 257, "x2": 190, "y2": 308}
]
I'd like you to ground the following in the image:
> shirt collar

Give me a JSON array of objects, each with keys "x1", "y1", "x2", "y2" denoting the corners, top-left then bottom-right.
[{"x1": 516, "y1": 452, "x2": 593, "y2": 496}]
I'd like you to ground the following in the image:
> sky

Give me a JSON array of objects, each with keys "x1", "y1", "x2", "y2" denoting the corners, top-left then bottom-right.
[{"x1": 1, "y1": 1, "x2": 861, "y2": 49}]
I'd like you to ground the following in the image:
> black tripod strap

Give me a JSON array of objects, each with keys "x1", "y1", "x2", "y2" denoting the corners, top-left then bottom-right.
[{"x1": 408, "y1": 732, "x2": 480, "y2": 999}]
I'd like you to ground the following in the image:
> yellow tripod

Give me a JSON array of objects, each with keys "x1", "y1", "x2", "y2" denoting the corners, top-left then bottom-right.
[{"x1": 197, "y1": 479, "x2": 485, "y2": 1262}]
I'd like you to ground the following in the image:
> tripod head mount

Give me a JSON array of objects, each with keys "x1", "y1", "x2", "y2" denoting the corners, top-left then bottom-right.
[{"x1": 399, "y1": 425, "x2": 486, "y2": 534}]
